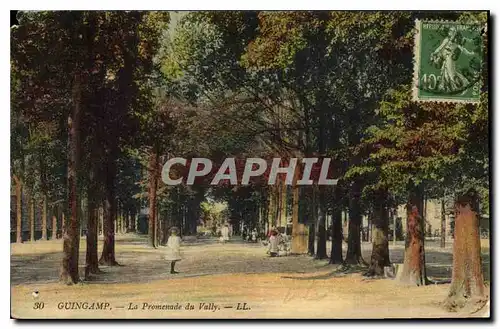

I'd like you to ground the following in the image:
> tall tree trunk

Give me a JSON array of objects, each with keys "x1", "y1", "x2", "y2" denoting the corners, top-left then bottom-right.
[
  {"x1": 398, "y1": 184, "x2": 426, "y2": 285},
  {"x1": 444, "y1": 190, "x2": 486, "y2": 311},
  {"x1": 29, "y1": 196, "x2": 35, "y2": 242},
  {"x1": 148, "y1": 151, "x2": 159, "y2": 248},
  {"x1": 99, "y1": 155, "x2": 119, "y2": 266},
  {"x1": 159, "y1": 216, "x2": 164, "y2": 245},
  {"x1": 114, "y1": 205, "x2": 118, "y2": 234},
  {"x1": 365, "y1": 189, "x2": 390, "y2": 276},
  {"x1": 41, "y1": 195, "x2": 48, "y2": 240},
  {"x1": 62, "y1": 212, "x2": 66, "y2": 236},
  {"x1": 274, "y1": 181, "x2": 281, "y2": 229},
  {"x1": 156, "y1": 205, "x2": 162, "y2": 245},
  {"x1": 129, "y1": 208, "x2": 136, "y2": 232},
  {"x1": 118, "y1": 207, "x2": 123, "y2": 234},
  {"x1": 392, "y1": 210, "x2": 397, "y2": 246},
  {"x1": 119, "y1": 208, "x2": 124, "y2": 234},
  {"x1": 14, "y1": 175, "x2": 22, "y2": 243},
  {"x1": 329, "y1": 187, "x2": 343, "y2": 264},
  {"x1": 291, "y1": 165, "x2": 307, "y2": 254},
  {"x1": 291, "y1": 166, "x2": 307, "y2": 254},
  {"x1": 263, "y1": 199, "x2": 269, "y2": 238},
  {"x1": 52, "y1": 211, "x2": 57, "y2": 240},
  {"x1": 79, "y1": 198, "x2": 84, "y2": 237},
  {"x1": 291, "y1": 173, "x2": 299, "y2": 252},
  {"x1": 441, "y1": 198, "x2": 446, "y2": 248},
  {"x1": 181, "y1": 205, "x2": 186, "y2": 237},
  {"x1": 308, "y1": 187, "x2": 316, "y2": 256},
  {"x1": 279, "y1": 180, "x2": 287, "y2": 228},
  {"x1": 368, "y1": 216, "x2": 372, "y2": 242},
  {"x1": 99, "y1": 204, "x2": 104, "y2": 236},
  {"x1": 345, "y1": 181, "x2": 364, "y2": 265},
  {"x1": 124, "y1": 210, "x2": 129, "y2": 233},
  {"x1": 185, "y1": 194, "x2": 200, "y2": 236},
  {"x1": 173, "y1": 189, "x2": 182, "y2": 231},
  {"x1": 161, "y1": 214, "x2": 168, "y2": 245},
  {"x1": 85, "y1": 195, "x2": 99, "y2": 276},
  {"x1": 116, "y1": 205, "x2": 120, "y2": 234},
  {"x1": 308, "y1": 222, "x2": 316, "y2": 256},
  {"x1": 267, "y1": 185, "x2": 277, "y2": 229},
  {"x1": 121, "y1": 208, "x2": 126, "y2": 234},
  {"x1": 423, "y1": 196, "x2": 428, "y2": 237},
  {"x1": 315, "y1": 186, "x2": 327, "y2": 259},
  {"x1": 98, "y1": 15, "x2": 135, "y2": 262},
  {"x1": 274, "y1": 184, "x2": 280, "y2": 230},
  {"x1": 60, "y1": 73, "x2": 82, "y2": 284},
  {"x1": 39, "y1": 151, "x2": 49, "y2": 241},
  {"x1": 85, "y1": 166, "x2": 100, "y2": 277}
]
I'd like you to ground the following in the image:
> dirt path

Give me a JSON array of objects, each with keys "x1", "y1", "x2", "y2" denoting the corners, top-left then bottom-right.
[
  {"x1": 12, "y1": 235, "x2": 335, "y2": 285},
  {"x1": 10, "y1": 234, "x2": 490, "y2": 319}
]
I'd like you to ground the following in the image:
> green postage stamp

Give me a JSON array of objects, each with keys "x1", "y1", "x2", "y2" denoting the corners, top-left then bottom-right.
[{"x1": 413, "y1": 20, "x2": 484, "y2": 103}]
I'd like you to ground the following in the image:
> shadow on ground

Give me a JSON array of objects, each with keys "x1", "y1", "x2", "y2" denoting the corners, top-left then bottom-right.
[{"x1": 11, "y1": 234, "x2": 490, "y2": 286}]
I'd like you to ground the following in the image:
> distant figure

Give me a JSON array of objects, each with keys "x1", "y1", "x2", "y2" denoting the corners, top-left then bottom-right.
[
  {"x1": 251, "y1": 229, "x2": 257, "y2": 243},
  {"x1": 221, "y1": 224, "x2": 230, "y2": 243},
  {"x1": 268, "y1": 230, "x2": 279, "y2": 257},
  {"x1": 246, "y1": 230, "x2": 252, "y2": 242},
  {"x1": 164, "y1": 227, "x2": 182, "y2": 274}
]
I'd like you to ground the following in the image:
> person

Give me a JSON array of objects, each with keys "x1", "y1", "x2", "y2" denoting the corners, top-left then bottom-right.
[
  {"x1": 268, "y1": 229, "x2": 279, "y2": 257},
  {"x1": 251, "y1": 229, "x2": 257, "y2": 243},
  {"x1": 221, "y1": 224, "x2": 230, "y2": 243},
  {"x1": 164, "y1": 227, "x2": 182, "y2": 274}
]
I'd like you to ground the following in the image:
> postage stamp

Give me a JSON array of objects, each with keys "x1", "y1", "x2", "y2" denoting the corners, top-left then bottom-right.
[{"x1": 413, "y1": 20, "x2": 484, "y2": 103}]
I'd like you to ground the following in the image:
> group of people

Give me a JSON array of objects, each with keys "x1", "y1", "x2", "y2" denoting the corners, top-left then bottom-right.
[
  {"x1": 161, "y1": 224, "x2": 287, "y2": 275},
  {"x1": 266, "y1": 227, "x2": 290, "y2": 257},
  {"x1": 242, "y1": 228, "x2": 258, "y2": 243}
]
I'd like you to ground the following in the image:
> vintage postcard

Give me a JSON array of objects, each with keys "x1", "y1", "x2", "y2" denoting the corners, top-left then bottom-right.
[{"x1": 10, "y1": 10, "x2": 490, "y2": 320}]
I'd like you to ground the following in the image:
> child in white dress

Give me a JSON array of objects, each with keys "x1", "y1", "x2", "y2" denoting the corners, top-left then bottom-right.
[
  {"x1": 221, "y1": 224, "x2": 230, "y2": 243},
  {"x1": 165, "y1": 227, "x2": 182, "y2": 274}
]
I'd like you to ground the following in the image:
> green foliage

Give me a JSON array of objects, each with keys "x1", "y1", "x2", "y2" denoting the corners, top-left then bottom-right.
[
  {"x1": 11, "y1": 11, "x2": 170, "y2": 208},
  {"x1": 11, "y1": 10, "x2": 490, "y2": 232}
]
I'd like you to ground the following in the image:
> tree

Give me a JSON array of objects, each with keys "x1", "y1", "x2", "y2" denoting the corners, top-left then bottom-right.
[
  {"x1": 443, "y1": 12, "x2": 488, "y2": 310},
  {"x1": 329, "y1": 185, "x2": 344, "y2": 263},
  {"x1": 349, "y1": 10, "x2": 487, "y2": 288},
  {"x1": 12, "y1": 11, "x2": 90, "y2": 284},
  {"x1": 12, "y1": 11, "x2": 170, "y2": 281},
  {"x1": 62, "y1": 70, "x2": 83, "y2": 283},
  {"x1": 95, "y1": 11, "x2": 170, "y2": 263},
  {"x1": 10, "y1": 73, "x2": 26, "y2": 243},
  {"x1": 444, "y1": 190, "x2": 486, "y2": 311}
]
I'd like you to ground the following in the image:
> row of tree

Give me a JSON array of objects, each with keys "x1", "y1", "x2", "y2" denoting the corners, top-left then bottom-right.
[{"x1": 11, "y1": 11, "x2": 488, "y2": 310}]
